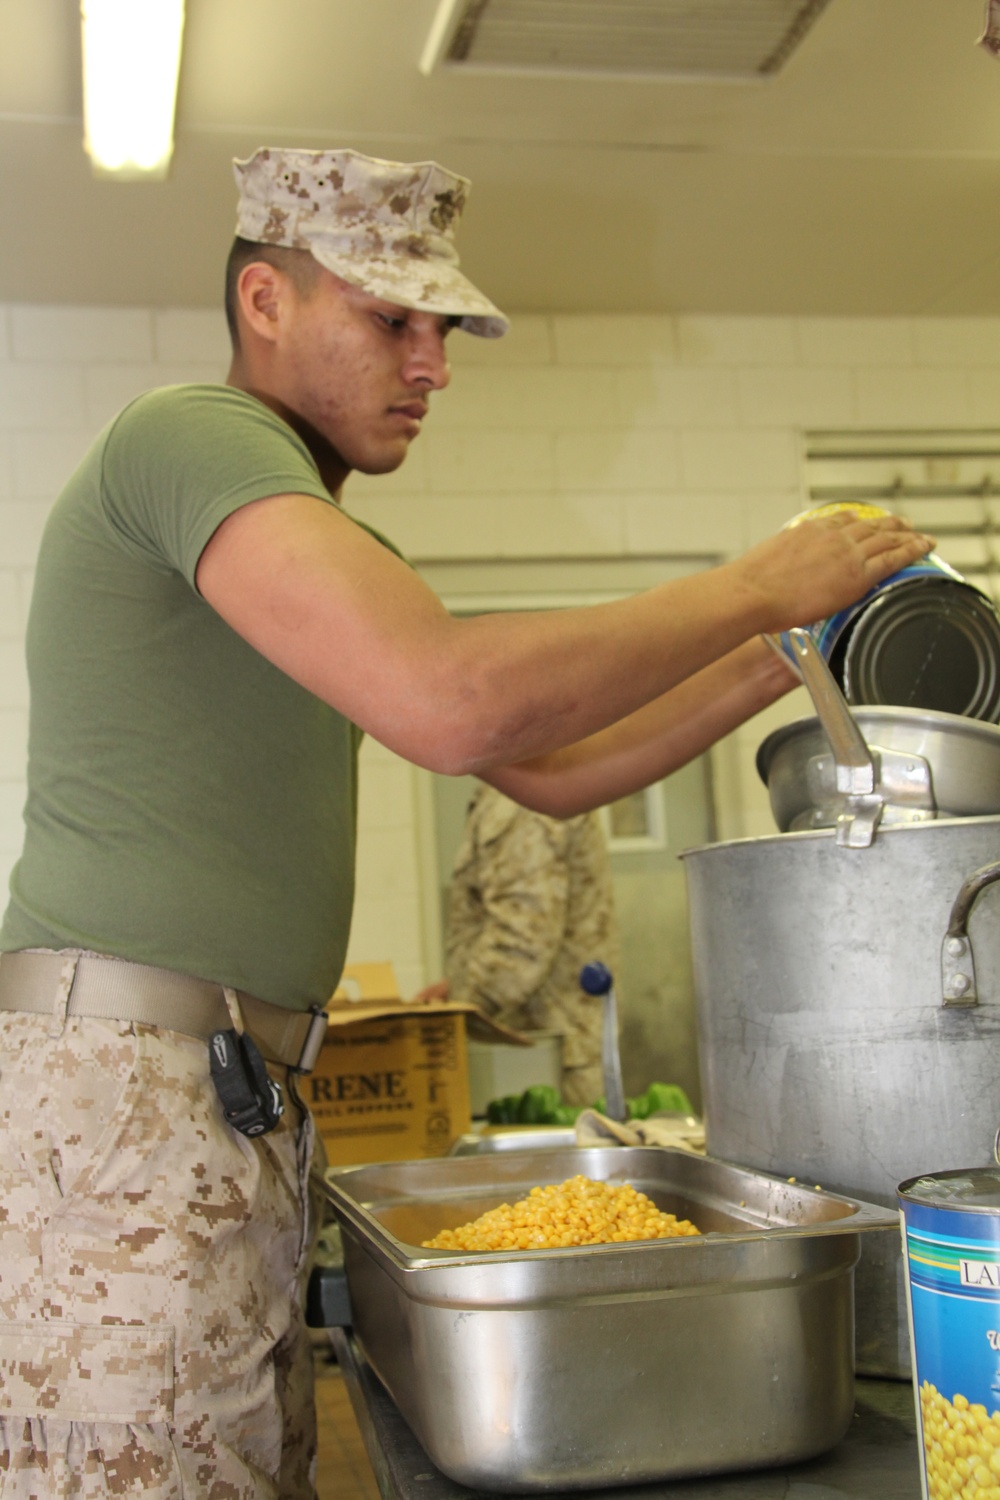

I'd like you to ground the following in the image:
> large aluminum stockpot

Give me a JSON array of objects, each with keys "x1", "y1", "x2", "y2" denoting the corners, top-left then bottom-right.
[
  {"x1": 320, "y1": 1146, "x2": 895, "y2": 1492},
  {"x1": 757, "y1": 705, "x2": 1000, "y2": 834},
  {"x1": 681, "y1": 815, "x2": 1000, "y2": 1379}
]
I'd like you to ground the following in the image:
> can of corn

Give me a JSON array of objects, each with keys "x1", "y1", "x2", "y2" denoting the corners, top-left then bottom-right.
[
  {"x1": 899, "y1": 1167, "x2": 1000, "y2": 1500},
  {"x1": 776, "y1": 502, "x2": 1000, "y2": 723}
]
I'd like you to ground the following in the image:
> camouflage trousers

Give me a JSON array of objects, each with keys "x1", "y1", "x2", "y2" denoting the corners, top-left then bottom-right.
[{"x1": 0, "y1": 1008, "x2": 319, "y2": 1499}]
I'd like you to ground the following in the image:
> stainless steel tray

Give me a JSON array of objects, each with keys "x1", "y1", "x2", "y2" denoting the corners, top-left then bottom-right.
[
  {"x1": 321, "y1": 1146, "x2": 897, "y2": 1492},
  {"x1": 449, "y1": 1124, "x2": 579, "y2": 1154}
]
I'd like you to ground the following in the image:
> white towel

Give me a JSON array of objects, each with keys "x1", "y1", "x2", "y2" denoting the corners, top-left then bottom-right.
[{"x1": 574, "y1": 1108, "x2": 706, "y2": 1154}]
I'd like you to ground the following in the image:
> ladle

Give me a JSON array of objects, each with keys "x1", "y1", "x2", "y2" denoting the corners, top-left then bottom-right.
[{"x1": 771, "y1": 628, "x2": 884, "y2": 847}]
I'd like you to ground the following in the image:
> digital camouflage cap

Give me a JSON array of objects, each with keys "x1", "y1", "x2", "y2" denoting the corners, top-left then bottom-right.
[{"x1": 232, "y1": 147, "x2": 509, "y2": 338}]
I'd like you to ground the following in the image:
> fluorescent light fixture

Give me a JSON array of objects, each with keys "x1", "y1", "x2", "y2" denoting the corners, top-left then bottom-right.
[
  {"x1": 419, "y1": 0, "x2": 464, "y2": 76},
  {"x1": 81, "y1": 0, "x2": 185, "y2": 180}
]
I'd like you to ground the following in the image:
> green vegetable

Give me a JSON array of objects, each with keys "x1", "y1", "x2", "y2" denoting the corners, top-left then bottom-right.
[
  {"x1": 484, "y1": 1087, "x2": 585, "y2": 1127},
  {"x1": 590, "y1": 1081, "x2": 694, "y2": 1121},
  {"x1": 643, "y1": 1081, "x2": 693, "y2": 1116},
  {"x1": 486, "y1": 1092, "x2": 524, "y2": 1125},
  {"x1": 516, "y1": 1084, "x2": 562, "y2": 1124},
  {"x1": 486, "y1": 1082, "x2": 686, "y2": 1129}
]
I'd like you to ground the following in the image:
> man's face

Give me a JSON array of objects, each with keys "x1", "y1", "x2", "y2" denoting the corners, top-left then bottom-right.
[{"x1": 278, "y1": 269, "x2": 454, "y2": 480}]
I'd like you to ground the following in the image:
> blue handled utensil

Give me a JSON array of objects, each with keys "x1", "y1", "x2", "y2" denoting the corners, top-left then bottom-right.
[{"x1": 579, "y1": 962, "x2": 627, "y2": 1123}]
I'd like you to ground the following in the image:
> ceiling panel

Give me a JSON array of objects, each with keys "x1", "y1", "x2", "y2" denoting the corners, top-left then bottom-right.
[{"x1": 1, "y1": 0, "x2": 999, "y2": 314}]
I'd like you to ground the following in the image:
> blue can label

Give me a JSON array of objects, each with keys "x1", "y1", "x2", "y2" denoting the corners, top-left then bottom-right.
[{"x1": 901, "y1": 1199, "x2": 1000, "y2": 1498}]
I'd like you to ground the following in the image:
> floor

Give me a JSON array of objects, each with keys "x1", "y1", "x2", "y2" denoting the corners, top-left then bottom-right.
[{"x1": 314, "y1": 1344, "x2": 382, "y2": 1500}]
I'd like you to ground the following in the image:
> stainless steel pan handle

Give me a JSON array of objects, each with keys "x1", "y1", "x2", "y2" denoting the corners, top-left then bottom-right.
[
  {"x1": 774, "y1": 629, "x2": 884, "y2": 847},
  {"x1": 941, "y1": 858, "x2": 1000, "y2": 1007},
  {"x1": 783, "y1": 629, "x2": 875, "y2": 793}
]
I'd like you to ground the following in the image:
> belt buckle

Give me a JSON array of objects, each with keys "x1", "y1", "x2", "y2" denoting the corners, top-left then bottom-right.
[{"x1": 294, "y1": 1006, "x2": 328, "y2": 1073}]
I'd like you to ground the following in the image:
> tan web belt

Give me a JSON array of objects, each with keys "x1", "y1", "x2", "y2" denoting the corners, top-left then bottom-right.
[{"x1": 0, "y1": 950, "x2": 328, "y2": 1073}]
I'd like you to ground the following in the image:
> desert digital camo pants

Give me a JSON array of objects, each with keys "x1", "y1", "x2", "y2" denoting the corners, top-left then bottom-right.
[{"x1": 0, "y1": 1002, "x2": 319, "y2": 1499}]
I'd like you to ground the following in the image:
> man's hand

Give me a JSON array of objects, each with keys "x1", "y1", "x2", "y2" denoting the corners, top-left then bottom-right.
[{"x1": 731, "y1": 511, "x2": 936, "y2": 633}]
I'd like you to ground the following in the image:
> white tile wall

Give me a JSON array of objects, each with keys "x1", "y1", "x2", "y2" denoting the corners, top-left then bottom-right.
[
  {"x1": 795, "y1": 317, "x2": 916, "y2": 367},
  {"x1": 736, "y1": 366, "x2": 855, "y2": 429},
  {"x1": 554, "y1": 428, "x2": 680, "y2": 493},
  {"x1": 853, "y1": 367, "x2": 978, "y2": 429},
  {"x1": 0, "y1": 434, "x2": 12, "y2": 502},
  {"x1": 914, "y1": 318, "x2": 1000, "y2": 367},
  {"x1": 617, "y1": 366, "x2": 740, "y2": 429},
  {"x1": 2, "y1": 301, "x2": 997, "y2": 987},
  {"x1": 678, "y1": 316, "x2": 798, "y2": 367},
  {"x1": 552, "y1": 315, "x2": 677, "y2": 367},
  {"x1": 450, "y1": 315, "x2": 553, "y2": 367},
  {"x1": 10, "y1": 306, "x2": 154, "y2": 364},
  {"x1": 431, "y1": 365, "x2": 621, "y2": 431},
  {"x1": 0, "y1": 574, "x2": 19, "y2": 637},
  {"x1": 0, "y1": 643, "x2": 28, "y2": 708},
  {"x1": 624, "y1": 492, "x2": 746, "y2": 556}
]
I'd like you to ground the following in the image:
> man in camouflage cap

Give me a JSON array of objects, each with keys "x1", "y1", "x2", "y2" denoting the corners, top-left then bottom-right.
[{"x1": 0, "y1": 137, "x2": 934, "y2": 1500}]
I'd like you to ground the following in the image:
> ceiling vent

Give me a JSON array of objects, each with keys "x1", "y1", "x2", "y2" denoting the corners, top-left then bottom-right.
[{"x1": 419, "y1": 0, "x2": 834, "y2": 81}]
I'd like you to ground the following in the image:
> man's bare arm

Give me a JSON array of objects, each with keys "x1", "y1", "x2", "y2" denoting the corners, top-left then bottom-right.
[
  {"x1": 195, "y1": 492, "x2": 931, "y2": 787},
  {"x1": 480, "y1": 636, "x2": 797, "y2": 815}
]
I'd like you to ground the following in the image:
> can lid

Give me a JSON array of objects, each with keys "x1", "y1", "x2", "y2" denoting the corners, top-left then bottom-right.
[
  {"x1": 899, "y1": 1165, "x2": 1000, "y2": 1211},
  {"x1": 844, "y1": 578, "x2": 1000, "y2": 722}
]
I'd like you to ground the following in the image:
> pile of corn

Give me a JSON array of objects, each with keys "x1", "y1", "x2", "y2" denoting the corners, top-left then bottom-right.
[
  {"x1": 422, "y1": 1174, "x2": 701, "y2": 1252},
  {"x1": 919, "y1": 1381, "x2": 1000, "y2": 1497}
]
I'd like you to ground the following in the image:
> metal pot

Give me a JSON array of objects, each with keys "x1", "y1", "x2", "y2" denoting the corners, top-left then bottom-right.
[
  {"x1": 680, "y1": 816, "x2": 1000, "y2": 1378},
  {"x1": 758, "y1": 705, "x2": 1000, "y2": 835}
]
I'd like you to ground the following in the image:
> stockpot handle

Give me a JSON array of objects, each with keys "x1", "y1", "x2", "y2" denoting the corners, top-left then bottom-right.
[{"x1": 941, "y1": 859, "x2": 1000, "y2": 1007}]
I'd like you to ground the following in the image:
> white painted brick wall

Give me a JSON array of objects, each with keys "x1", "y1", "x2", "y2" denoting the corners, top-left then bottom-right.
[
  {"x1": 3, "y1": 302, "x2": 1000, "y2": 987},
  {"x1": 10, "y1": 306, "x2": 155, "y2": 363}
]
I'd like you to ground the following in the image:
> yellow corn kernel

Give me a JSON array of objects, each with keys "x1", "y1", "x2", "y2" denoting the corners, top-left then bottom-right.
[
  {"x1": 917, "y1": 1384, "x2": 1000, "y2": 1496},
  {"x1": 422, "y1": 1174, "x2": 701, "y2": 1252}
]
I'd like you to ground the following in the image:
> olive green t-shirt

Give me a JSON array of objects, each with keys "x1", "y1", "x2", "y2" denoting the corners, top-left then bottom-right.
[{"x1": 0, "y1": 384, "x2": 384, "y2": 1010}]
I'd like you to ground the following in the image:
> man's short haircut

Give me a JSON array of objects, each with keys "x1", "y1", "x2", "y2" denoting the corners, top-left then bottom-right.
[{"x1": 224, "y1": 237, "x2": 322, "y2": 349}]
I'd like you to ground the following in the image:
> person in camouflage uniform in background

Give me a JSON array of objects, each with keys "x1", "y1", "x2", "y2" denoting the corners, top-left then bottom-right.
[{"x1": 444, "y1": 784, "x2": 620, "y2": 1107}]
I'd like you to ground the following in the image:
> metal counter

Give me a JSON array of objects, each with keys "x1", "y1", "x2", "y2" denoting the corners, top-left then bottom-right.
[{"x1": 329, "y1": 1328, "x2": 922, "y2": 1500}]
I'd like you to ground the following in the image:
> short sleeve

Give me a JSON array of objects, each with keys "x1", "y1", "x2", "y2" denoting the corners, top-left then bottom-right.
[{"x1": 97, "y1": 385, "x2": 335, "y2": 587}]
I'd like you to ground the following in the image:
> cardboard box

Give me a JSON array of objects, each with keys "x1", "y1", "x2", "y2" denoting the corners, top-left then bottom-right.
[{"x1": 305, "y1": 962, "x2": 528, "y2": 1167}]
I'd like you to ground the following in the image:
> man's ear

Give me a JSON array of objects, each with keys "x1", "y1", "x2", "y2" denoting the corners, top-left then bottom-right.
[{"x1": 236, "y1": 262, "x2": 284, "y2": 344}]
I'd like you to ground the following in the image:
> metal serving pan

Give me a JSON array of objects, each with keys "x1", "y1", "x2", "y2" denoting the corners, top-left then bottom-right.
[
  {"x1": 319, "y1": 1146, "x2": 896, "y2": 1492},
  {"x1": 449, "y1": 1124, "x2": 579, "y2": 1154}
]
